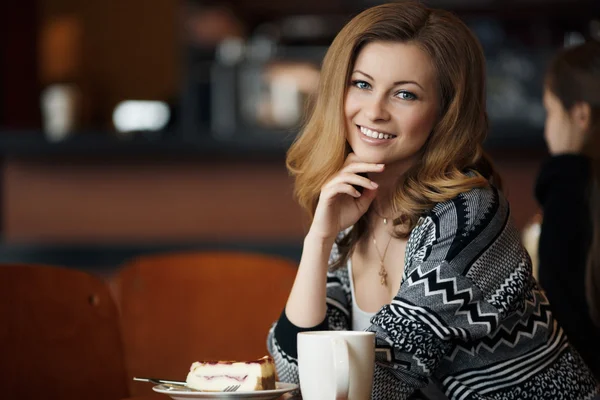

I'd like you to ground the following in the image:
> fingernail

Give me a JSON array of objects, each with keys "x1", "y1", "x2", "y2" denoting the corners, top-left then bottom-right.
[
  {"x1": 371, "y1": 181, "x2": 379, "y2": 188},
  {"x1": 377, "y1": 164, "x2": 385, "y2": 168}
]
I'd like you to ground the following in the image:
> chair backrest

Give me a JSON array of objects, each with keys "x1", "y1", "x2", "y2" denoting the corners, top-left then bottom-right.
[
  {"x1": 0, "y1": 264, "x2": 129, "y2": 400},
  {"x1": 111, "y1": 251, "x2": 297, "y2": 396}
]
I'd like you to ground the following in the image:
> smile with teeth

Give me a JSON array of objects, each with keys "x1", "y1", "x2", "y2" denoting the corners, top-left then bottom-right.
[{"x1": 358, "y1": 125, "x2": 397, "y2": 140}]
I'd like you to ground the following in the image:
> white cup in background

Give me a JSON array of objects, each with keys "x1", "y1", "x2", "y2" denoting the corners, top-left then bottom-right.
[
  {"x1": 298, "y1": 331, "x2": 375, "y2": 400},
  {"x1": 40, "y1": 83, "x2": 79, "y2": 142}
]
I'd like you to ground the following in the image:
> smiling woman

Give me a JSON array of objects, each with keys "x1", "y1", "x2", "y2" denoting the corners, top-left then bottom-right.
[
  {"x1": 268, "y1": 1, "x2": 600, "y2": 399},
  {"x1": 345, "y1": 41, "x2": 438, "y2": 173},
  {"x1": 286, "y1": 2, "x2": 500, "y2": 243}
]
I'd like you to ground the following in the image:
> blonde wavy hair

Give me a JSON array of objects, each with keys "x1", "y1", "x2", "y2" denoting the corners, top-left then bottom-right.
[{"x1": 286, "y1": 1, "x2": 501, "y2": 267}]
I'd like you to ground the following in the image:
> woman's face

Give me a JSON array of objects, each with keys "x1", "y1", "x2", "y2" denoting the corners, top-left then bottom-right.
[
  {"x1": 543, "y1": 86, "x2": 589, "y2": 155},
  {"x1": 344, "y1": 41, "x2": 439, "y2": 169}
]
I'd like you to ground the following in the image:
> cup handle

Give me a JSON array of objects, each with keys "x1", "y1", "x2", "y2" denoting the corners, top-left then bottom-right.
[{"x1": 332, "y1": 338, "x2": 349, "y2": 400}]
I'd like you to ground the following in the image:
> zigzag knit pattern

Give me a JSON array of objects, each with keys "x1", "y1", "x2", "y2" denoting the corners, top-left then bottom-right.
[{"x1": 267, "y1": 185, "x2": 599, "y2": 399}]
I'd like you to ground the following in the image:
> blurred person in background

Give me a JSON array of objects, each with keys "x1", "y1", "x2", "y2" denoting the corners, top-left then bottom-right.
[
  {"x1": 266, "y1": 1, "x2": 599, "y2": 398},
  {"x1": 536, "y1": 39, "x2": 600, "y2": 379}
]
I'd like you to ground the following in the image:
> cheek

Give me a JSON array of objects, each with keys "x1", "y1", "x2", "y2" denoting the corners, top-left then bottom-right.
[
  {"x1": 401, "y1": 107, "x2": 437, "y2": 137},
  {"x1": 544, "y1": 112, "x2": 554, "y2": 127},
  {"x1": 344, "y1": 94, "x2": 359, "y2": 119},
  {"x1": 545, "y1": 108, "x2": 567, "y2": 129}
]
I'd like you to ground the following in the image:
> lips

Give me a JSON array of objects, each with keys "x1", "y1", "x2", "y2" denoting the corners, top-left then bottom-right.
[{"x1": 358, "y1": 125, "x2": 397, "y2": 140}]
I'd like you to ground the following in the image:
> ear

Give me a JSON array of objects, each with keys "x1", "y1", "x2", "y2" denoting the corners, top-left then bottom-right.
[{"x1": 570, "y1": 101, "x2": 592, "y2": 132}]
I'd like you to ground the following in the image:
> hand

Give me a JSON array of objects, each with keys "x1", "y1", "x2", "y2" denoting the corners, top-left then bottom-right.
[{"x1": 309, "y1": 153, "x2": 384, "y2": 241}]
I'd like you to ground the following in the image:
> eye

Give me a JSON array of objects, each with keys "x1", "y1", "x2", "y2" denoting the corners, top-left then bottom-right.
[
  {"x1": 395, "y1": 90, "x2": 417, "y2": 101},
  {"x1": 351, "y1": 80, "x2": 371, "y2": 90}
]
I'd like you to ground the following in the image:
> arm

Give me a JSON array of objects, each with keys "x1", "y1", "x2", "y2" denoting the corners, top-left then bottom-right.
[
  {"x1": 286, "y1": 156, "x2": 381, "y2": 328},
  {"x1": 267, "y1": 154, "x2": 383, "y2": 383},
  {"x1": 284, "y1": 233, "x2": 334, "y2": 328},
  {"x1": 267, "y1": 239, "x2": 352, "y2": 384},
  {"x1": 367, "y1": 186, "x2": 511, "y2": 399}
]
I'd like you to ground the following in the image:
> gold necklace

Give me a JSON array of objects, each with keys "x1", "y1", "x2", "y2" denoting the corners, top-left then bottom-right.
[
  {"x1": 372, "y1": 207, "x2": 391, "y2": 225},
  {"x1": 371, "y1": 231, "x2": 393, "y2": 286}
]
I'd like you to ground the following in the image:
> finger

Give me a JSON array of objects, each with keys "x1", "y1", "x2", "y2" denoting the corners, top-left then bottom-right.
[
  {"x1": 354, "y1": 188, "x2": 377, "y2": 212},
  {"x1": 343, "y1": 152, "x2": 360, "y2": 166},
  {"x1": 343, "y1": 152, "x2": 378, "y2": 167},
  {"x1": 342, "y1": 162, "x2": 385, "y2": 174},
  {"x1": 327, "y1": 172, "x2": 378, "y2": 191},
  {"x1": 322, "y1": 182, "x2": 361, "y2": 199}
]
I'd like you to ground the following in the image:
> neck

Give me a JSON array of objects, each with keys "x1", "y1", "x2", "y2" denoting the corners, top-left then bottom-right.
[{"x1": 367, "y1": 156, "x2": 416, "y2": 216}]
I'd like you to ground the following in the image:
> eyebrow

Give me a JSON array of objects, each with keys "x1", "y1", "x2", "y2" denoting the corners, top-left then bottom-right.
[{"x1": 353, "y1": 70, "x2": 425, "y2": 91}]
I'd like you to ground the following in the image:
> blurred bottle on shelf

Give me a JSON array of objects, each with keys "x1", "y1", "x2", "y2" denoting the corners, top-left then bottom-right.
[
  {"x1": 180, "y1": 2, "x2": 247, "y2": 140},
  {"x1": 205, "y1": 15, "x2": 334, "y2": 139},
  {"x1": 38, "y1": 14, "x2": 83, "y2": 141},
  {"x1": 40, "y1": 83, "x2": 80, "y2": 142}
]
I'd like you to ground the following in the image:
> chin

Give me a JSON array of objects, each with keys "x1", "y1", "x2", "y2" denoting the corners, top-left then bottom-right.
[
  {"x1": 355, "y1": 152, "x2": 385, "y2": 164},
  {"x1": 348, "y1": 143, "x2": 386, "y2": 163}
]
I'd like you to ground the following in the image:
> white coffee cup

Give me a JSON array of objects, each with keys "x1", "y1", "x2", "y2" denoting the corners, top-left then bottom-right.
[{"x1": 297, "y1": 331, "x2": 375, "y2": 400}]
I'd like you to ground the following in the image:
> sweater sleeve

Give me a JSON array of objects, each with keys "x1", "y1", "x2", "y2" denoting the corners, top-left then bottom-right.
[
  {"x1": 367, "y1": 186, "x2": 510, "y2": 399},
  {"x1": 266, "y1": 240, "x2": 352, "y2": 384}
]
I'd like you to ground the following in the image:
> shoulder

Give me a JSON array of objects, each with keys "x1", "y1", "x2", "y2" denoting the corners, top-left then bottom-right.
[
  {"x1": 429, "y1": 184, "x2": 505, "y2": 230},
  {"x1": 407, "y1": 184, "x2": 511, "y2": 265},
  {"x1": 426, "y1": 184, "x2": 508, "y2": 247}
]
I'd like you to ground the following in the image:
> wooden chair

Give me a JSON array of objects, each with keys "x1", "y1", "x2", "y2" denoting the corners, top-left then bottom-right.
[
  {"x1": 0, "y1": 264, "x2": 129, "y2": 400},
  {"x1": 111, "y1": 251, "x2": 297, "y2": 396}
]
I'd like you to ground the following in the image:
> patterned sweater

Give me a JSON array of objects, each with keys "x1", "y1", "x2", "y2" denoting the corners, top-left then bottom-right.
[{"x1": 267, "y1": 185, "x2": 600, "y2": 399}]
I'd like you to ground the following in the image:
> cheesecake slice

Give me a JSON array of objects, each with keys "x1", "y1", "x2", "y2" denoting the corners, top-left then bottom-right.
[{"x1": 186, "y1": 355, "x2": 276, "y2": 392}]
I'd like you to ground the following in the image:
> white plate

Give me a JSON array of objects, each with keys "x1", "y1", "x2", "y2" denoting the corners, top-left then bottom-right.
[{"x1": 152, "y1": 382, "x2": 299, "y2": 400}]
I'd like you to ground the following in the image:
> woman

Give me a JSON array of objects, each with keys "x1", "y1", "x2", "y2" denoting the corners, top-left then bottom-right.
[
  {"x1": 267, "y1": 2, "x2": 599, "y2": 399},
  {"x1": 536, "y1": 39, "x2": 600, "y2": 379}
]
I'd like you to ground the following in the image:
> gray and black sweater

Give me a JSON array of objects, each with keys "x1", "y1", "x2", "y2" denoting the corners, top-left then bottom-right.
[{"x1": 267, "y1": 184, "x2": 599, "y2": 399}]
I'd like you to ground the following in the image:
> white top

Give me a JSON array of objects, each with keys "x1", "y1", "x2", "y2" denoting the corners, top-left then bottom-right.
[{"x1": 347, "y1": 259, "x2": 376, "y2": 331}]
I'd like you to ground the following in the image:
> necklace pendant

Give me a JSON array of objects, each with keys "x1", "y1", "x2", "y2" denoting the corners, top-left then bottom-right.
[
  {"x1": 378, "y1": 263, "x2": 388, "y2": 286},
  {"x1": 372, "y1": 231, "x2": 392, "y2": 287}
]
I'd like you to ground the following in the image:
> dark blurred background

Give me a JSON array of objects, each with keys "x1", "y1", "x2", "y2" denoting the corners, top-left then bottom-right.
[{"x1": 1, "y1": 0, "x2": 599, "y2": 274}]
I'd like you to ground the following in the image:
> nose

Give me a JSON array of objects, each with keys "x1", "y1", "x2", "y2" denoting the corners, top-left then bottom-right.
[{"x1": 364, "y1": 94, "x2": 391, "y2": 122}]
